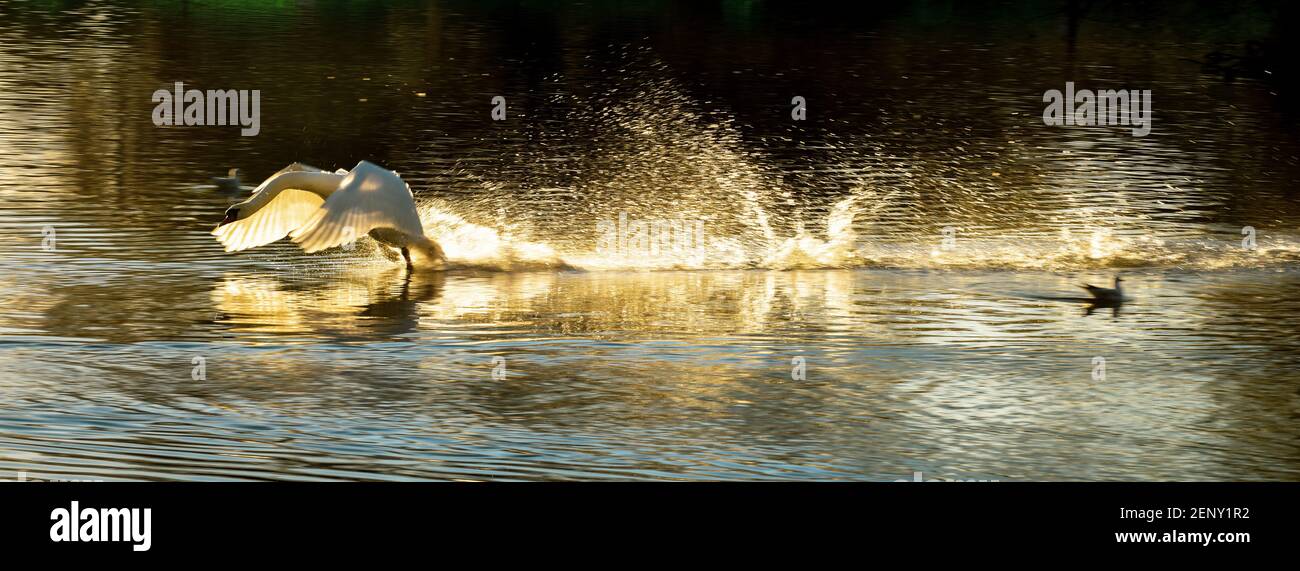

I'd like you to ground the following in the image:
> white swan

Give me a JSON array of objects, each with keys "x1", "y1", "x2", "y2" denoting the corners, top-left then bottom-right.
[
  {"x1": 1080, "y1": 276, "x2": 1124, "y2": 303},
  {"x1": 212, "y1": 161, "x2": 446, "y2": 269},
  {"x1": 212, "y1": 168, "x2": 241, "y2": 192}
]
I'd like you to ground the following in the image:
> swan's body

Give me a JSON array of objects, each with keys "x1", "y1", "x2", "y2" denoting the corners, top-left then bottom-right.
[
  {"x1": 212, "y1": 168, "x2": 241, "y2": 192},
  {"x1": 1080, "y1": 276, "x2": 1124, "y2": 303},
  {"x1": 212, "y1": 161, "x2": 445, "y2": 269}
]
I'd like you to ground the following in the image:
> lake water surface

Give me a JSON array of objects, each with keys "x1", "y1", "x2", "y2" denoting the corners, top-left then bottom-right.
[{"x1": 1, "y1": 1, "x2": 1299, "y2": 480}]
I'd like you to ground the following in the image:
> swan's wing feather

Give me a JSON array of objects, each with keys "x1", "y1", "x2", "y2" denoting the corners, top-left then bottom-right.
[
  {"x1": 278, "y1": 162, "x2": 330, "y2": 175},
  {"x1": 288, "y1": 166, "x2": 423, "y2": 254},
  {"x1": 212, "y1": 188, "x2": 326, "y2": 252}
]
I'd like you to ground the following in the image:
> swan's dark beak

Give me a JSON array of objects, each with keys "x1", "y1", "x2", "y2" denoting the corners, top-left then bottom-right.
[{"x1": 219, "y1": 208, "x2": 239, "y2": 226}]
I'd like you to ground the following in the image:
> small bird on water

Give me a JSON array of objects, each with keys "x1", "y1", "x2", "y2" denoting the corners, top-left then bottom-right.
[
  {"x1": 1080, "y1": 275, "x2": 1124, "y2": 303},
  {"x1": 212, "y1": 168, "x2": 241, "y2": 192},
  {"x1": 1019, "y1": 275, "x2": 1129, "y2": 317}
]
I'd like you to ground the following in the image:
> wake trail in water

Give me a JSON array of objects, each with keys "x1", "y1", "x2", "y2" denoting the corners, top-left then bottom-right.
[
  {"x1": 383, "y1": 53, "x2": 1300, "y2": 274},
  {"x1": 408, "y1": 195, "x2": 1300, "y2": 273}
]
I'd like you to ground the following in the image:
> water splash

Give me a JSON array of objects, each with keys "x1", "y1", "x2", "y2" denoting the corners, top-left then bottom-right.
[
  {"x1": 417, "y1": 201, "x2": 568, "y2": 271},
  {"x1": 407, "y1": 188, "x2": 1300, "y2": 272},
  {"x1": 370, "y1": 53, "x2": 1300, "y2": 274}
]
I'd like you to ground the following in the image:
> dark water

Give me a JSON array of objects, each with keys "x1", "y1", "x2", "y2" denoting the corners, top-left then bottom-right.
[{"x1": 1, "y1": 1, "x2": 1299, "y2": 480}]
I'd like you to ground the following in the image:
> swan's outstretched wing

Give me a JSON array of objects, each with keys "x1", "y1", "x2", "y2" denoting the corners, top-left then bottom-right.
[
  {"x1": 213, "y1": 188, "x2": 326, "y2": 252},
  {"x1": 212, "y1": 167, "x2": 344, "y2": 252},
  {"x1": 289, "y1": 162, "x2": 424, "y2": 254},
  {"x1": 271, "y1": 162, "x2": 330, "y2": 178}
]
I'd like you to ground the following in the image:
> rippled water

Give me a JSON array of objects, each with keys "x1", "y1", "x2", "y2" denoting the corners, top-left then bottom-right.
[{"x1": 1, "y1": 1, "x2": 1299, "y2": 480}]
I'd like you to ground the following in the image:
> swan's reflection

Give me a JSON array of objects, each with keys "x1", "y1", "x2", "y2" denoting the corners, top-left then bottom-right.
[
  {"x1": 211, "y1": 269, "x2": 864, "y2": 342},
  {"x1": 358, "y1": 270, "x2": 446, "y2": 318},
  {"x1": 213, "y1": 269, "x2": 444, "y2": 341}
]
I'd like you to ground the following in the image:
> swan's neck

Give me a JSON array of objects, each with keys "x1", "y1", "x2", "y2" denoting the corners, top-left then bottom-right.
[{"x1": 242, "y1": 171, "x2": 343, "y2": 213}]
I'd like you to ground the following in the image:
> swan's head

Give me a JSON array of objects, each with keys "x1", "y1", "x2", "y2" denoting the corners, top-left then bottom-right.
[{"x1": 219, "y1": 207, "x2": 240, "y2": 227}]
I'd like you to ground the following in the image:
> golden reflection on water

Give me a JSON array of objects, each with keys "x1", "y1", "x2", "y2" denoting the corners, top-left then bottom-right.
[
  {"x1": 211, "y1": 268, "x2": 869, "y2": 342},
  {"x1": 5, "y1": 266, "x2": 1298, "y2": 480}
]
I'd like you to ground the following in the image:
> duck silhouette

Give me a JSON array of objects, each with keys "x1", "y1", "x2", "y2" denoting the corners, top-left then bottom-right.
[
  {"x1": 1081, "y1": 275, "x2": 1124, "y2": 303},
  {"x1": 212, "y1": 168, "x2": 241, "y2": 192},
  {"x1": 1017, "y1": 275, "x2": 1129, "y2": 317}
]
